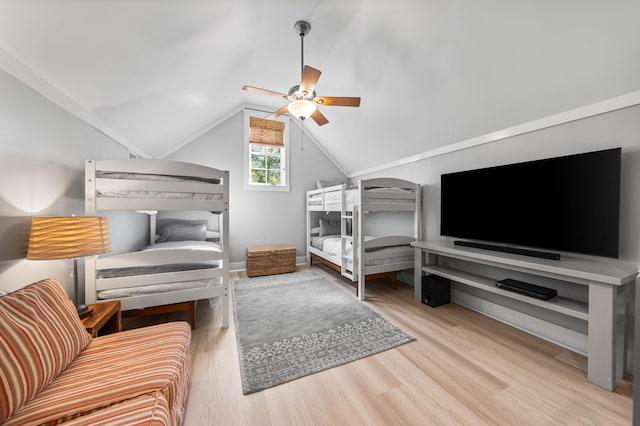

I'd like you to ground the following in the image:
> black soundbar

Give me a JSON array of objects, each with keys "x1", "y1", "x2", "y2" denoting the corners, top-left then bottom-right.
[{"x1": 454, "y1": 240, "x2": 561, "y2": 260}]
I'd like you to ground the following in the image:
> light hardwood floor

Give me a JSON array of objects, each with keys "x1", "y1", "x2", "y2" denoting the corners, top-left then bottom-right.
[{"x1": 123, "y1": 265, "x2": 633, "y2": 425}]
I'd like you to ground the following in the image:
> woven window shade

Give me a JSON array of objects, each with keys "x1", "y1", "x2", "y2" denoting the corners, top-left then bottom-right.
[
  {"x1": 249, "y1": 117, "x2": 285, "y2": 146},
  {"x1": 27, "y1": 216, "x2": 112, "y2": 260}
]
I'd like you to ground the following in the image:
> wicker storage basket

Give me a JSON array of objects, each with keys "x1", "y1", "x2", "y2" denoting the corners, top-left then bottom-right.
[{"x1": 246, "y1": 244, "x2": 296, "y2": 277}]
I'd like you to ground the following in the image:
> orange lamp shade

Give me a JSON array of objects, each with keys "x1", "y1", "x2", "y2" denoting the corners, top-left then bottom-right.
[{"x1": 27, "y1": 216, "x2": 111, "y2": 260}]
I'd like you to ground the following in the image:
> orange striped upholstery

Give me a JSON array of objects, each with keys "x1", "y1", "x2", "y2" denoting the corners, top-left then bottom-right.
[
  {"x1": 57, "y1": 393, "x2": 172, "y2": 426},
  {"x1": 0, "y1": 279, "x2": 92, "y2": 423},
  {"x1": 5, "y1": 322, "x2": 191, "y2": 426}
]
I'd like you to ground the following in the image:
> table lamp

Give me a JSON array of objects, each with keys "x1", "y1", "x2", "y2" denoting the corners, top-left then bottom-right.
[{"x1": 27, "y1": 216, "x2": 111, "y2": 312}]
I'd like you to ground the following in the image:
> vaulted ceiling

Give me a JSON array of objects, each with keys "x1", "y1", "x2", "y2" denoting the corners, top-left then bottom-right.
[{"x1": 0, "y1": 0, "x2": 638, "y2": 175}]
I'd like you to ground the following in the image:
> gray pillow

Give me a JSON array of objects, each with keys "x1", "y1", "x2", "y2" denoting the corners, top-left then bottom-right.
[
  {"x1": 319, "y1": 218, "x2": 341, "y2": 237},
  {"x1": 157, "y1": 222, "x2": 207, "y2": 243}
]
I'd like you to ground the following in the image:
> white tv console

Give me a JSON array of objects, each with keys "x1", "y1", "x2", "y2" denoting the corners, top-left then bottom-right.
[{"x1": 412, "y1": 240, "x2": 638, "y2": 391}]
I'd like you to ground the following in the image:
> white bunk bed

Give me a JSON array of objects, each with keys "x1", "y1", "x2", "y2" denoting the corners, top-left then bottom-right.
[
  {"x1": 84, "y1": 158, "x2": 230, "y2": 329},
  {"x1": 306, "y1": 178, "x2": 421, "y2": 300}
]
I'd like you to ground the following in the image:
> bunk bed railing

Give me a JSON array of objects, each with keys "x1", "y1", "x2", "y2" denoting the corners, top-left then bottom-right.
[
  {"x1": 361, "y1": 260, "x2": 415, "y2": 276},
  {"x1": 95, "y1": 198, "x2": 228, "y2": 212},
  {"x1": 363, "y1": 190, "x2": 416, "y2": 200},
  {"x1": 115, "y1": 287, "x2": 224, "y2": 312},
  {"x1": 92, "y1": 158, "x2": 228, "y2": 181},
  {"x1": 307, "y1": 184, "x2": 345, "y2": 211},
  {"x1": 95, "y1": 249, "x2": 223, "y2": 268},
  {"x1": 363, "y1": 235, "x2": 416, "y2": 250},
  {"x1": 360, "y1": 201, "x2": 417, "y2": 212},
  {"x1": 358, "y1": 178, "x2": 419, "y2": 213},
  {"x1": 95, "y1": 178, "x2": 225, "y2": 195},
  {"x1": 360, "y1": 177, "x2": 418, "y2": 191},
  {"x1": 96, "y1": 269, "x2": 223, "y2": 291}
]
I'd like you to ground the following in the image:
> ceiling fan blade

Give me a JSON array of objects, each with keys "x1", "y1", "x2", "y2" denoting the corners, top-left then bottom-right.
[
  {"x1": 242, "y1": 85, "x2": 288, "y2": 99},
  {"x1": 313, "y1": 96, "x2": 361, "y2": 107},
  {"x1": 310, "y1": 109, "x2": 329, "y2": 126},
  {"x1": 300, "y1": 66, "x2": 321, "y2": 93},
  {"x1": 265, "y1": 105, "x2": 290, "y2": 120}
]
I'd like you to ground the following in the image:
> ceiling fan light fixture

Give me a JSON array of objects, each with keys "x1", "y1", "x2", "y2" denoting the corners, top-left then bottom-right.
[
  {"x1": 288, "y1": 99, "x2": 317, "y2": 119},
  {"x1": 242, "y1": 20, "x2": 359, "y2": 126}
]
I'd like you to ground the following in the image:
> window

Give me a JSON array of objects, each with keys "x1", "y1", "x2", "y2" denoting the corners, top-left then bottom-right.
[
  {"x1": 243, "y1": 110, "x2": 290, "y2": 191},
  {"x1": 249, "y1": 144, "x2": 282, "y2": 185}
]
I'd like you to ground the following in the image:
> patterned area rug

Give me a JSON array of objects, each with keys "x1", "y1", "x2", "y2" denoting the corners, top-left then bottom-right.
[{"x1": 233, "y1": 271, "x2": 414, "y2": 394}]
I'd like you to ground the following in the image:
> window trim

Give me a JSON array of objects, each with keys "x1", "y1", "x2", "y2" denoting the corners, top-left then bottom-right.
[{"x1": 243, "y1": 109, "x2": 290, "y2": 192}]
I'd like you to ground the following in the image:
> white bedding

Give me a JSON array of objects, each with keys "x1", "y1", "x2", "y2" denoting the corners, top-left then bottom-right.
[
  {"x1": 309, "y1": 187, "x2": 415, "y2": 210},
  {"x1": 311, "y1": 235, "x2": 412, "y2": 266},
  {"x1": 97, "y1": 171, "x2": 224, "y2": 200},
  {"x1": 96, "y1": 240, "x2": 222, "y2": 300}
]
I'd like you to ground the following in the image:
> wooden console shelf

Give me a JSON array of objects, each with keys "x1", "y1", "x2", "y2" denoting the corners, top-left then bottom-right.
[{"x1": 412, "y1": 240, "x2": 638, "y2": 391}]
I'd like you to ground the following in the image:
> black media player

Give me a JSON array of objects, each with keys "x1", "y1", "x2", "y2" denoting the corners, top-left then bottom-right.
[{"x1": 496, "y1": 278, "x2": 557, "y2": 300}]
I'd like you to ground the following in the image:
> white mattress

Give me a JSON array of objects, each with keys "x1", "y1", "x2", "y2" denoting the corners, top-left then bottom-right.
[
  {"x1": 308, "y1": 187, "x2": 415, "y2": 210},
  {"x1": 96, "y1": 240, "x2": 222, "y2": 300},
  {"x1": 311, "y1": 235, "x2": 413, "y2": 266},
  {"x1": 97, "y1": 171, "x2": 224, "y2": 200}
]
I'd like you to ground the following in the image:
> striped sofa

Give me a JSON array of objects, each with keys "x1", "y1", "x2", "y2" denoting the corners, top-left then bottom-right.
[{"x1": 0, "y1": 279, "x2": 191, "y2": 426}]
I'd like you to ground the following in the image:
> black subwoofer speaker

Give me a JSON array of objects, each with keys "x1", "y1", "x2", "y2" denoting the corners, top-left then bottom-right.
[{"x1": 422, "y1": 275, "x2": 450, "y2": 307}]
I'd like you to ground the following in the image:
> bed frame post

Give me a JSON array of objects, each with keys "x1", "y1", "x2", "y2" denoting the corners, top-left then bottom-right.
[
  {"x1": 149, "y1": 213, "x2": 156, "y2": 246},
  {"x1": 85, "y1": 159, "x2": 97, "y2": 215},
  {"x1": 85, "y1": 160, "x2": 98, "y2": 304},
  {"x1": 356, "y1": 180, "x2": 365, "y2": 301},
  {"x1": 306, "y1": 191, "x2": 311, "y2": 265},
  {"x1": 414, "y1": 182, "x2": 421, "y2": 243},
  {"x1": 221, "y1": 170, "x2": 230, "y2": 329}
]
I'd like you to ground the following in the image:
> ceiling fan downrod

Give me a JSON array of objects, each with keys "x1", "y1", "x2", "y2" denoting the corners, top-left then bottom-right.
[{"x1": 294, "y1": 21, "x2": 311, "y2": 79}]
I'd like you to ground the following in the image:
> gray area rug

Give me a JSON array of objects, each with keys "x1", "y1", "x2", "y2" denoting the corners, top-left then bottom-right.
[{"x1": 233, "y1": 271, "x2": 414, "y2": 394}]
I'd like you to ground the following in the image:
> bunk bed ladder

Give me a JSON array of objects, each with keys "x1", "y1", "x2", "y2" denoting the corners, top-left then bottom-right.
[{"x1": 340, "y1": 194, "x2": 356, "y2": 282}]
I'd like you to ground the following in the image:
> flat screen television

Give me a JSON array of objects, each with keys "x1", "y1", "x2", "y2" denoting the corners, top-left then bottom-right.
[{"x1": 440, "y1": 147, "x2": 621, "y2": 259}]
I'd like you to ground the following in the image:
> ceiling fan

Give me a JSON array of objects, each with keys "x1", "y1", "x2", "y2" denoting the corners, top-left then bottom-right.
[{"x1": 242, "y1": 20, "x2": 361, "y2": 126}]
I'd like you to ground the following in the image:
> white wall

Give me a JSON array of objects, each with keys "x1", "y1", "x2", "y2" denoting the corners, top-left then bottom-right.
[
  {"x1": 355, "y1": 105, "x2": 640, "y2": 263},
  {"x1": 354, "y1": 103, "x2": 640, "y2": 373},
  {"x1": 165, "y1": 110, "x2": 346, "y2": 266},
  {"x1": 0, "y1": 69, "x2": 146, "y2": 299}
]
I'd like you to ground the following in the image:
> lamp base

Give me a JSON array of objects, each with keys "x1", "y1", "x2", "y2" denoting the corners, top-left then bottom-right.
[{"x1": 77, "y1": 304, "x2": 92, "y2": 318}]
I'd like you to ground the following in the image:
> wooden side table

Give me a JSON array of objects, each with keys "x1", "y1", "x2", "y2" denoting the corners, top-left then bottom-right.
[{"x1": 82, "y1": 300, "x2": 122, "y2": 337}]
